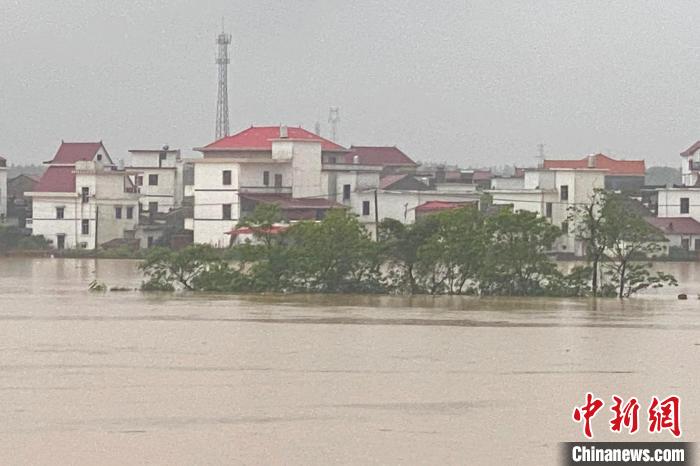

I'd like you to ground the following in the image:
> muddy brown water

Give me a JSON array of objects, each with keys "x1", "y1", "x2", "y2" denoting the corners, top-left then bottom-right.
[{"x1": 0, "y1": 257, "x2": 698, "y2": 465}]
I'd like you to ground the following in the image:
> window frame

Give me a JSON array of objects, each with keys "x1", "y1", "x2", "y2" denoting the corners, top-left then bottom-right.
[
  {"x1": 362, "y1": 200, "x2": 371, "y2": 216},
  {"x1": 148, "y1": 174, "x2": 159, "y2": 186}
]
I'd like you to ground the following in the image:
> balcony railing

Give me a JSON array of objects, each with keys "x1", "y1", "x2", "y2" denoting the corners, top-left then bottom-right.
[{"x1": 239, "y1": 186, "x2": 292, "y2": 194}]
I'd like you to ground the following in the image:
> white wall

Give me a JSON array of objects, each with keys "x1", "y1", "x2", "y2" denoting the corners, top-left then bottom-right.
[
  {"x1": 191, "y1": 161, "x2": 241, "y2": 246},
  {"x1": 29, "y1": 162, "x2": 139, "y2": 249},
  {"x1": 657, "y1": 188, "x2": 700, "y2": 222}
]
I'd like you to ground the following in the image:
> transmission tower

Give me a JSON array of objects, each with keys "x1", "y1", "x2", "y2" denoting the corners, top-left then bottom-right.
[
  {"x1": 215, "y1": 21, "x2": 231, "y2": 140},
  {"x1": 328, "y1": 106, "x2": 340, "y2": 142}
]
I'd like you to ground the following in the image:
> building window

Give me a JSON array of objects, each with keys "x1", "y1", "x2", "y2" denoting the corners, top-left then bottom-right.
[
  {"x1": 96, "y1": 154, "x2": 102, "y2": 161},
  {"x1": 560, "y1": 185, "x2": 569, "y2": 201},
  {"x1": 328, "y1": 156, "x2": 336, "y2": 164},
  {"x1": 81, "y1": 219, "x2": 90, "y2": 235},
  {"x1": 115, "y1": 206, "x2": 122, "y2": 219},
  {"x1": 148, "y1": 201, "x2": 158, "y2": 213},
  {"x1": 56, "y1": 234, "x2": 65, "y2": 250},
  {"x1": 274, "y1": 174, "x2": 283, "y2": 188},
  {"x1": 222, "y1": 204, "x2": 232, "y2": 220},
  {"x1": 681, "y1": 238, "x2": 690, "y2": 250},
  {"x1": 343, "y1": 184, "x2": 351, "y2": 201},
  {"x1": 148, "y1": 174, "x2": 159, "y2": 186},
  {"x1": 263, "y1": 171, "x2": 270, "y2": 186},
  {"x1": 561, "y1": 221, "x2": 569, "y2": 234},
  {"x1": 681, "y1": 197, "x2": 690, "y2": 214},
  {"x1": 545, "y1": 202, "x2": 552, "y2": 218},
  {"x1": 362, "y1": 200, "x2": 371, "y2": 216},
  {"x1": 126, "y1": 206, "x2": 134, "y2": 219},
  {"x1": 159, "y1": 152, "x2": 167, "y2": 167},
  {"x1": 222, "y1": 170, "x2": 232, "y2": 185},
  {"x1": 81, "y1": 187, "x2": 89, "y2": 203},
  {"x1": 56, "y1": 207, "x2": 65, "y2": 219},
  {"x1": 135, "y1": 175, "x2": 143, "y2": 186}
]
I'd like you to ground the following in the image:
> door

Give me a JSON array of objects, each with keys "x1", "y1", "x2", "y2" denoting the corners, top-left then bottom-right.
[
  {"x1": 56, "y1": 234, "x2": 65, "y2": 250},
  {"x1": 694, "y1": 239, "x2": 700, "y2": 251}
]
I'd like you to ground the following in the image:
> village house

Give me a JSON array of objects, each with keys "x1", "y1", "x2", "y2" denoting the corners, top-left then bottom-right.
[
  {"x1": 6, "y1": 174, "x2": 38, "y2": 228},
  {"x1": 26, "y1": 142, "x2": 140, "y2": 249},
  {"x1": 543, "y1": 153, "x2": 645, "y2": 192},
  {"x1": 127, "y1": 146, "x2": 185, "y2": 215},
  {"x1": 645, "y1": 217, "x2": 700, "y2": 253},
  {"x1": 186, "y1": 125, "x2": 484, "y2": 245},
  {"x1": 0, "y1": 156, "x2": 7, "y2": 223},
  {"x1": 187, "y1": 125, "x2": 374, "y2": 246},
  {"x1": 679, "y1": 141, "x2": 700, "y2": 186},
  {"x1": 344, "y1": 146, "x2": 418, "y2": 175},
  {"x1": 488, "y1": 168, "x2": 606, "y2": 256}
]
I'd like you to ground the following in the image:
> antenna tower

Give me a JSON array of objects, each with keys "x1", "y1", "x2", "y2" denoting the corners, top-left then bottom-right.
[
  {"x1": 215, "y1": 20, "x2": 231, "y2": 140},
  {"x1": 537, "y1": 143, "x2": 545, "y2": 168},
  {"x1": 328, "y1": 106, "x2": 340, "y2": 142}
]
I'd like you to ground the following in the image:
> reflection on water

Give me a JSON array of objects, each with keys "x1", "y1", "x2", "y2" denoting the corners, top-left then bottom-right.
[{"x1": 0, "y1": 257, "x2": 698, "y2": 465}]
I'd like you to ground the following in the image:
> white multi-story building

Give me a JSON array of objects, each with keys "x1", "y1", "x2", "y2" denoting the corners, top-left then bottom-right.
[
  {"x1": 188, "y1": 126, "x2": 355, "y2": 246},
  {"x1": 127, "y1": 146, "x2": 185, "y2": 215},
  {"x1": 26, "y1": 142, "x2": 139, "y2": 249},
  {"x1": 679, "y1": 141, "x2": 700, "y2": 186},
  {"x1": 488, "y1": 168, "x2": 606, "y2": 256},
  {"x1": 188, "y1": 126, "x2": 483, "y2": 245},
  {"x1": 0, "y1": 156, "x2": 7, "y2": 223}
]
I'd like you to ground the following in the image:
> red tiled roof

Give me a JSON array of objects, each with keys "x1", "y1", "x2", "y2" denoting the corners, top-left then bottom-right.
[
  {"x1": 415, "y1": 200, "x2": 475, "y2": 213},
  {"x1": 543, "y1": 154, "x2": 645, "y2": 176},
  {"x1": 203, "y1": 126, "x2": 347, "y2": 152},
  {"x1": 472, "y1": 169, "x2": 493, "y2": 181},
  {"x1": 34, "y1": 166, "x2": 76, "y2": 192},
  {"x1": 645, "y1": 217, "x2": 700, "y2": 235},
  {"x1": 49, "y1": 142, "x2": 106, "y2": 164},
  {"x1": 681, "y1": 141, "x2": 700, "y2": 157},
  {"x1": 379, "y1": 174, "x2": 409, "y2": 189},
  {"x1": 345, "y1": 146, "x2": 417, "y2": 167}
]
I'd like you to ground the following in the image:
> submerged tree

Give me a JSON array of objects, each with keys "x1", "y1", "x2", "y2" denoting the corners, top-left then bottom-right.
[
  {"x1": 140, "y1": 244, "x2": 221, "y2": 291},
  {"x1": 479, "y1": 208, "x2": 561, "y2": 296},
  {"x1": 599, "y1": 193, "x2": 676, "y2": 298},
  {"x1": 568, "y1": 189, "x2": 608, "y2": 296},
  {"x1": 284, "y1": 209, "x2": 383, "y2": 293}
]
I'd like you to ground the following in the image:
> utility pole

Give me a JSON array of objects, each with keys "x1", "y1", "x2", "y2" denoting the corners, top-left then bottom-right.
[{"x1": 374, "y1": 189, "x2": 379, "y2": 240}]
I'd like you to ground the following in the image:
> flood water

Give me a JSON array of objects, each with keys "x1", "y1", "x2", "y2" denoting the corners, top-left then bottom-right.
[{"x1": 0, "y1": 257, "x2": 698, "y2": 465}]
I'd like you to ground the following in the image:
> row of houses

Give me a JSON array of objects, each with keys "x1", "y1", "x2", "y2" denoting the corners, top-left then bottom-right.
[{"x1": 3, "y1": 129, "x2": 700, "y2": 257}]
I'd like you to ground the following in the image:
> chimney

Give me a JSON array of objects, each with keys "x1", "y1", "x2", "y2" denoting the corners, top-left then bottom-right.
[
  {"x1": 587, "y1": 154, "x2": 596, "y2": 168},
  {"x1": 280, "y1": 125, "x2": 288, "y2": 138}
]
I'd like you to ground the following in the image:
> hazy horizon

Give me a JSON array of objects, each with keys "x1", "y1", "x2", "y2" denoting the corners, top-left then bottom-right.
[{"x1": 1, "y1": 1, "x2": 698, "y2": 168}]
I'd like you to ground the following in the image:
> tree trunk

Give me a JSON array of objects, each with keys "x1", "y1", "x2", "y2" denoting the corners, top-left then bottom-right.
[
  {"x1": 591, "y1": 256, "x2": 598, "y2": 297},
  {"x1": 618, "y1": 261, "x2": 626, "y2": 299}
]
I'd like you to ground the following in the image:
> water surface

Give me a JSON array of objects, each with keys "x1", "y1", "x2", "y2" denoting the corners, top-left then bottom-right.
[{"x1": 0, "y1": 258, "x2": 697, "y2": 465}]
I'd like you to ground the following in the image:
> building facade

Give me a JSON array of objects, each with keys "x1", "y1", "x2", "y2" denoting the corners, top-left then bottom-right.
[
  {"x1": 27, "y1": 142, "x2": 139, "y2": 249},
  {"x1": 127, "y1": 147, "x2": 185, "y2": 214},
  {"x1": 488, "y1": 168, "x2": 606, "y2": 256},
  {"x1": 544, "y1": 153, "x2": 645, "y2": 192}
]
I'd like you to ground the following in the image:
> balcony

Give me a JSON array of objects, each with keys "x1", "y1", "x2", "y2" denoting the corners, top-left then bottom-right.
[{"x1": 239, "y1": 186, "x2": 292, "y2": 195}]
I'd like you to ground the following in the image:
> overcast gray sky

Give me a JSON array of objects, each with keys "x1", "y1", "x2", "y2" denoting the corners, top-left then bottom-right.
[{"x1": 1, "y1": 0, "x2": 698, "y2": 168}]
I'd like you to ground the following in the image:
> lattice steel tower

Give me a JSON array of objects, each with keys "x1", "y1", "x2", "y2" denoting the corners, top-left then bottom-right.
[
  {"x1": 215, "y1": 24, "x2": 231, "y2": 140},
  {"x1": 328, "y1": 106, "x2": 340, "y2": 142}
]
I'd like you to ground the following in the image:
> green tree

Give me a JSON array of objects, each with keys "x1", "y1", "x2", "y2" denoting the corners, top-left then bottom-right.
[
  {"x1": 378, "y1": 216, "x2": 440, "y2": 293},
  {"x1": 139, "y1": 244, "x2": 221, "y2": 290},
  {"x1": 568, "y1": 189, "x2": 608, "y2": 296},
  {"x1": 285, "y1": 209, "x2": 382, "y2": 293},
  {"x1": 599, "y1": 193, "x2": 675, "y2": 298},
  {"x1": 479, "y1": 208, "x2": 561, "y2": 296}
]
